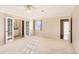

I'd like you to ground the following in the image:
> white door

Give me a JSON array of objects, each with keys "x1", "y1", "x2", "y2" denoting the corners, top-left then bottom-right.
[
  {"x1": 60, "y1": 19, "x2": 71, "y2": 42},
  {"x1": 24, "y1": 20, "x2": 30, "y2": 37},
  {"x1": 63, "y1": 22, "x2": 70, "y2": 40},
  {"x1": 5, "y1": 17, "x2": 14, "y2": 44}
]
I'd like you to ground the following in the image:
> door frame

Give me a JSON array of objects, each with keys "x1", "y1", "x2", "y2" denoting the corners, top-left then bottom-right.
[
  {"x1": 60, "y1": 19, "x2": 69, "y2": 39},
  {"x1": 22, "y1": 20, "x2": 24, "y2": 37},
  {"x1": 60, "y1": 18, "x2": 72, "y2": 43}
]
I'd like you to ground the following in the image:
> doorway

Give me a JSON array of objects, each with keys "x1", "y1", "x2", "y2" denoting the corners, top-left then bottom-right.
[
  {"x1": 60, "y1": 19, "x2": 72, "y2": 43},
  {"x1": 14, "y1": 19, "x2": 24, "y2": 39}
]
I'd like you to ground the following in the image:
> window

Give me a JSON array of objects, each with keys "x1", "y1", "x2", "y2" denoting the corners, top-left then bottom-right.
[{"x1": 35, "y1": 20, "x2": 42, "y2": 31}]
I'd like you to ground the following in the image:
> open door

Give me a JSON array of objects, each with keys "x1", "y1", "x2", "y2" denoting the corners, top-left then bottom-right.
[
  {"x1": 5, "y1": 17, "x2": 14, "y2": 44},
  {"x1": 24, "y1": 20, "x2": 30, "y2": 37},
  {"x1": 60, "y1": 18, "x2": 72, "y2": 43}
]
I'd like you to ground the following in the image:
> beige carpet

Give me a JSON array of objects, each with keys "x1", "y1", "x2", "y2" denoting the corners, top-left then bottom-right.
[{"x1": 0, "y1": 36, "x2": 76, "y2": 54}]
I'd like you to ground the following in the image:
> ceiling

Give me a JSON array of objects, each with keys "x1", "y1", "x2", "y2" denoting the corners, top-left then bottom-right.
[{"x1": 0, "y1": 5, "x2": 76, "y2": 19}]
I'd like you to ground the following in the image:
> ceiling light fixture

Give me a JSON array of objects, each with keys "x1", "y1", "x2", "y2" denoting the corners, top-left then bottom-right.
[{"x1": 25, "y1": 5, "x2": 33, "y2": 13}]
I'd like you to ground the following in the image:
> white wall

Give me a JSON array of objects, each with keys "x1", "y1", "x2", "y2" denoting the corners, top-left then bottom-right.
[
  {"x1": 34, "y1": 16, "x2": 71, "y2": 39},
  {"x1": 72, "y1": 6, "x2": 79, "y2": 53},
  {"x1": 35, "y1": 17, "x2": 60, "y2": 39},
  {"x1": 0, "y1": 13, "x2": 5, "y2": 45}
]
